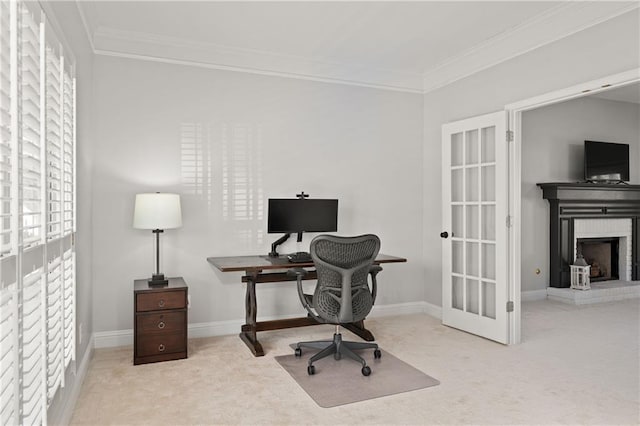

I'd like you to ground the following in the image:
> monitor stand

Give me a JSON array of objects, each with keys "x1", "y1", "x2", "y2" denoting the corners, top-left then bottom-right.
[
  {"x1": 269, "y1": 233, "x2": 290, "y2": 257},
  {"x1": 268, "y1": 191, "x2": 309, "y2": 257},
  {"x1": 268, "y1": 231, "x2": 305, "y2": 257}
]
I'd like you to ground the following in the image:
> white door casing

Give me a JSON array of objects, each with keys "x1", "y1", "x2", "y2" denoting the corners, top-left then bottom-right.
[{"x1": 441, "y1": 111, "x2": 510, "y2": 344}]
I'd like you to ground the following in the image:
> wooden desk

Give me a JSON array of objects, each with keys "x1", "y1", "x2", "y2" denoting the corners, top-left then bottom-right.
[{"x1": 207, "y1": 254, "x2": 407, "y2": 356}]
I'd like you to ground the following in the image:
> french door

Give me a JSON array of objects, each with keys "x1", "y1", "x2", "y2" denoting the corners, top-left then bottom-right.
[{"x1": 441, "y1": 111, "x2": 510, "y2": 344}]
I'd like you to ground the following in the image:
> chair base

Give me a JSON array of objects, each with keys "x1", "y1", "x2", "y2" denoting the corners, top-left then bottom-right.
[{"x1": 295, "y1": 329, "x2": 380, "y2": 376}]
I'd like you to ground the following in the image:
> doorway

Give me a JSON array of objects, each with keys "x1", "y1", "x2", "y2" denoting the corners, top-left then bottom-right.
[{"x1": 507, "y1": 69, "x2": 640, "y2": 343}]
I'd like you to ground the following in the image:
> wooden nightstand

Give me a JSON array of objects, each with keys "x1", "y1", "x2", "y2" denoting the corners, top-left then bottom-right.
[{"x1": 134, "y1": 277, "x2": 188, "y2": 365}]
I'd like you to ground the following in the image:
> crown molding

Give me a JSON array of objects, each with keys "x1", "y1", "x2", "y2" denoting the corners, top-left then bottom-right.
[
  {"x1": 92, "y1": 26, "x2": 424, "y2": 93},
  {"x1": 422, "y1": 2, "x2": 640, "y2": 94},
  {"x1": 73, "y1": 0, "x2": 96, "y2": 52},
  {"x1": 76, "y1": 1, "x2": 638, "y2": 94},
  {"x1": 93, "y1": 48, "x2": 424, "y2": 94}
]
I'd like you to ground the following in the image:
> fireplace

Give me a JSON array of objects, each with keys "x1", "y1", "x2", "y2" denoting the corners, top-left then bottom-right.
[
  {"x1": 573, "y1": 218, "x2": 631, "y2": 282},
  {"x1": 577, "y1": 237, "x2": 619, "y2": 282},
  {"x1": 537, "y1": 182, "x2": 640, "y2": 288}
]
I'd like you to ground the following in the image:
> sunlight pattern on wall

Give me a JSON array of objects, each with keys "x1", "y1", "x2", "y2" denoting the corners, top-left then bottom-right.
[
  {"x1": 221, "y1": 123, "x2": 263, "y2": 222},
  {"x1": 180, "y1": 121, "x2": 264, "y2": 250},
  {"x1": 180, "y1": 123, "x2": 210, "y2": 201}
]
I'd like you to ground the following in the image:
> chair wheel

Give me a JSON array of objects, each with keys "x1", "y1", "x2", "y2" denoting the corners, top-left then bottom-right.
[
  {"x1": 334, "y1": 352, "x2": 341, "y2": 360},
  {"x1": 374, "y1": 349, "x2": 381, "y2": 359},
  {"x1": 362, "y1": 365, "x2": 371, "y2": 376},
  {"x1": 307, "y1": 365, "x2": 316, "y2": 375},
  {"x1": 294, "y1": 347, "x2": 302, "y2": 357}
]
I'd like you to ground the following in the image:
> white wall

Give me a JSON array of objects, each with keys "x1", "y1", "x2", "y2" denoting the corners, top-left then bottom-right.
[
  {"x1": 91, "y1": 55, "x2": 424, "y2": 333},
  {"x1": 521, "y1": 97, "x2": 640, "y2": 292},
  {"x1": 423, "y1": 9, "x2": 640, "y2": 306}
]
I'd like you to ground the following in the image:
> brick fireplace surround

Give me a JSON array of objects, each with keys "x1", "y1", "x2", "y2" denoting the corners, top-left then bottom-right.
[{"x1": 538, "y1": 183, "x2": 640, "y2": 288}]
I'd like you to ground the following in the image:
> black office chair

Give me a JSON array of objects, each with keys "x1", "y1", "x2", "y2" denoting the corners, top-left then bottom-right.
[{"x1": 289, "y1": 234, "x2": 383, "y2": 376}]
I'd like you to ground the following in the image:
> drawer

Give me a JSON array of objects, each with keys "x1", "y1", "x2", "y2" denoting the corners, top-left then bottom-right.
[
  {"x1": 136, "y1": 290, "x2": 186, "y2": 312},
  {"x1": 136, "y1": 332, "x2": 185, "y2": 357},
  {"x1": 136, "y1": 311, "x2": 185, "y2": 333}
]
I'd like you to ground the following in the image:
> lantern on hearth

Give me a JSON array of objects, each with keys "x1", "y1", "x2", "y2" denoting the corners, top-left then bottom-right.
[{"x1": 570, "y1": 254, "x2": 591, "y2": 290}]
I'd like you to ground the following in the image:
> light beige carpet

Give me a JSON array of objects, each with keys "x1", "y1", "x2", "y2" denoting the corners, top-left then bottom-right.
[
  {"x1": 276, "y1": 348, "x2": 440, "y2": 407},
  {"x1": 70, "y1": 300, "x2": 640, "y2": 425}
]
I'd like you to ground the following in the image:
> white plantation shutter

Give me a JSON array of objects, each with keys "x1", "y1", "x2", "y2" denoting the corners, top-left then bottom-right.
[
  {"x1": 45, "y1": 42, "x2": 61, "y2": 240},
  {"x1": 19, "y1": 268, "x2": 45, "y2": 426},
  {"x1": 0, "y1": 2, "x2": 77, "y2": 423},
  {"x1": 18, "y1": 3, "x2": 41, "y2": 248},
  {"x1": 62, "y1": 245, "x2": 73, "y2": 366},
  {"x1": 45, "y1": 254, "x2": 62, "y2": 401},
  {"x1": 61, "y1": 71, "x2": 72, "y2": 235},
  {"x1": 0, "y1": 282, "x2": 18, "y2": 426},
  {"x1": 0, "y1": 1, "x2": 17, "y2": 422},
  {"x1": 0, "y1": 0, "x2": 11, "y2": 256}
]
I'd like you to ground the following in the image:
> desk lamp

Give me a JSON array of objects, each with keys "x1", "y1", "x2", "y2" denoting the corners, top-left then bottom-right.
[{"x1": 133, "y1": 192, "x2": 182, "y2": 286}]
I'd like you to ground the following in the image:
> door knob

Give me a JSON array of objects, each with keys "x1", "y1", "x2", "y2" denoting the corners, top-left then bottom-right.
[{"x1": 440, "y1": 231, "x2": 449, "y2": 238}]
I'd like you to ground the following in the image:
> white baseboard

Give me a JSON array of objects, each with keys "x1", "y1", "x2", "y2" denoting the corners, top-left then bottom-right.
[
  {"x1": 369, "y1": 301, "x2": 428, "y2": 317},
  {"x1": 522, "y1": 289, "x2": 548, "y2": 302},
  {"x1": 94, "y1": 328, "x2": 133, "y2": 348},
  {"x1": 423, "y1": 301, "x2": 443, "y2": 319},
  {"x1": 188, "y1": 318, "x2": 244, "y2": 339},
  {"x1": 94, "y1": 302, "x2": 435, "y2": 348}
]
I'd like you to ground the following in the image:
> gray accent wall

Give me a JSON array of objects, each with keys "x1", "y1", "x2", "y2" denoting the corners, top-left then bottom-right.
[{"x1": 521, "y1": 96, "x2": 640, "y2": 292}]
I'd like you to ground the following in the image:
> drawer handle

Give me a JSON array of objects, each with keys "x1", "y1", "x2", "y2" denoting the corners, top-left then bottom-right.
[
  {"x1": 158, "y1": 299, "x2": 165, "y2": 308},
  {"x1": 157, "y1": 321, "x2": 165, "y2": 329},
  {"x1": 158, "y1": 344, "x2": 165, "y2": 352}
]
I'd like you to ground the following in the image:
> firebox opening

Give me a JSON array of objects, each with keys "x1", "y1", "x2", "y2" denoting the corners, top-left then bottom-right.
[{"x1": 577, "y1": 237, "x2": 620, "y2": 282}]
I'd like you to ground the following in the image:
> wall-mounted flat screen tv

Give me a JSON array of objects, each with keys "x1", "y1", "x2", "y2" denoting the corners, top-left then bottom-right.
[{"x1": 584, "y1": 140, "x2": 629, "y2": 182}]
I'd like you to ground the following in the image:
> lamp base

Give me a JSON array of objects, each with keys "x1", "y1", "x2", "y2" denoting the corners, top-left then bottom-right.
[{"x1": 148, "y1": 273, "x2": 169, "y2": 287}]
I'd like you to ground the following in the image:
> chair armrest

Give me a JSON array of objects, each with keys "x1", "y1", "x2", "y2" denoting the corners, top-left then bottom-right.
[
  {"x1": 368, "y1": 265, "x2": 383, "y2": 304},
  {"x1": 287, "y1": 267, "x2": 308, "y2": 279},
  {"x1": 369, "y1": 265, "x2": 383, "y2": 276},
  {"x1": 287, "y1": 268, "x2": 322, "y2": 323}
]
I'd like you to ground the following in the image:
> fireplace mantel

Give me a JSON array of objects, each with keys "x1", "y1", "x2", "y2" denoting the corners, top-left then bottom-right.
[
  {"x1": 538, "y1": 182, "x2": 640, "y2": 203},
  {"x1": 537, "y1": 182, "x2": 640, "y2": 287}
]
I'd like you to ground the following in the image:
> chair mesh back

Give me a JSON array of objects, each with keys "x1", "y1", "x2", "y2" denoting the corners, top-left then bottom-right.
[{"x1": 311, "y1": 235, "x2": 380, "y2": 324}]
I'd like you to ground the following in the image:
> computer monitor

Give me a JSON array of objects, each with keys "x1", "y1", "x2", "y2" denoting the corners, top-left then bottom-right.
[
  {"x1": 267, "y1": 198, "x2": 338, "y2": 257},
  {"x1": 268, "y1": 198, "x2": 338, "y2": 234}
]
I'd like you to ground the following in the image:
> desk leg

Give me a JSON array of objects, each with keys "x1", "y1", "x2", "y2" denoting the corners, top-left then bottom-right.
[
  {"x1": 240, "y1": 273, "x2": 264, "y2": 356},
  {"x1": 342, "y1": 320, "x2": 375, "y2": 341}
]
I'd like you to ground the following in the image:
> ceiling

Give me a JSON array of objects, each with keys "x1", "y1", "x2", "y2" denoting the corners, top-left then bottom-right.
[
  {"x1": 592, "y1": 82, "x2": 640, "y2": 104},
  {"x1": 76, "y1": 1, "x2": 639, "y2": 93}
]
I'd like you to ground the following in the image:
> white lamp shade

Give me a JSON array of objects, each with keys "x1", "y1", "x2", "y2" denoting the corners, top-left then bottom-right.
[{"x1": 133, "y1": 193, "x2": 183, "y2": 230}]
